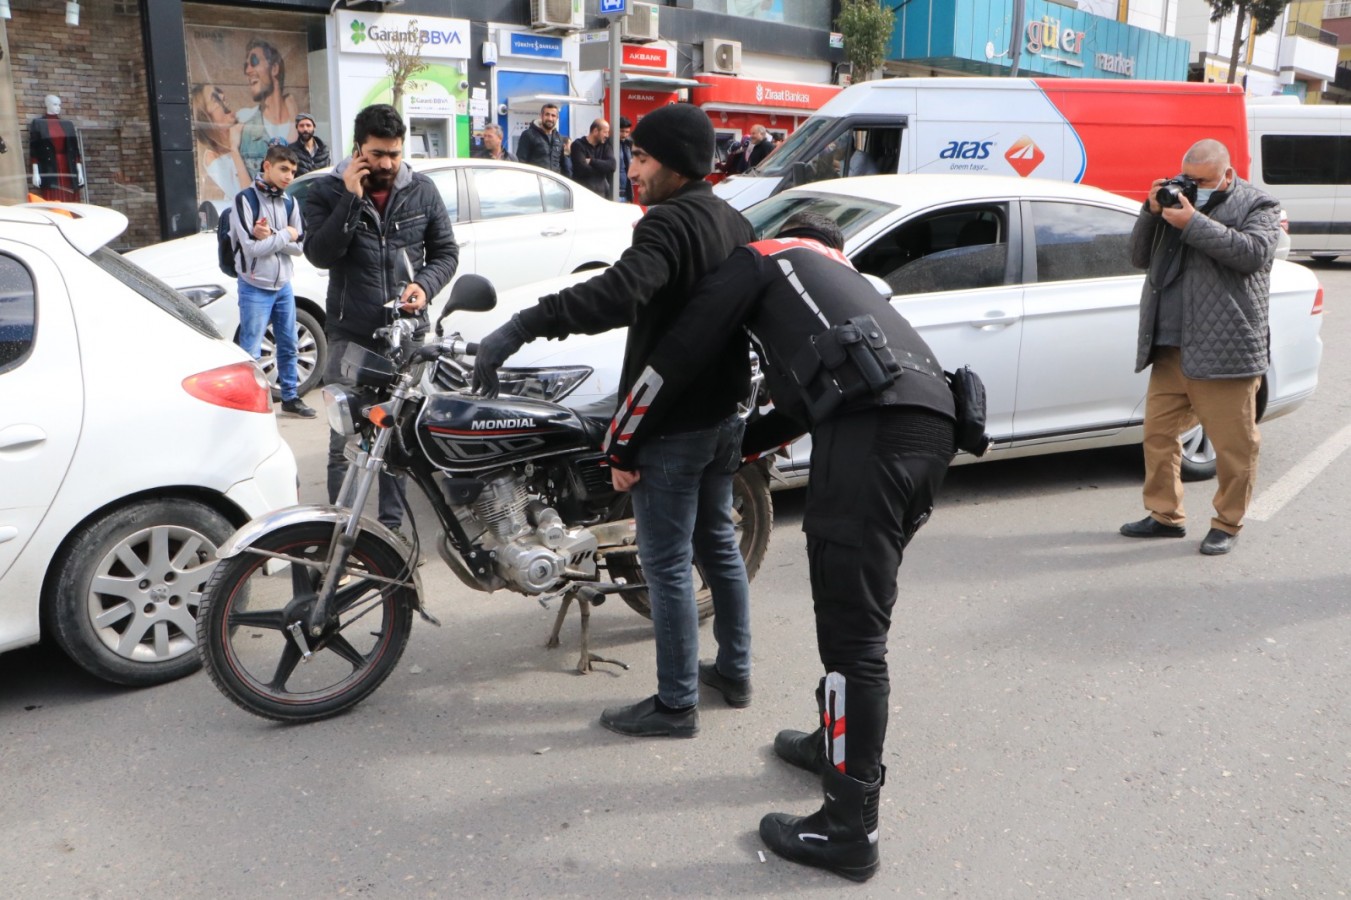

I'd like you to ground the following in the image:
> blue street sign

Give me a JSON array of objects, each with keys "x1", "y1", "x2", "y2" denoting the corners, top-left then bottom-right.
[{"x1": 600, "y1": 0, "x2": 627, "y2": 14}]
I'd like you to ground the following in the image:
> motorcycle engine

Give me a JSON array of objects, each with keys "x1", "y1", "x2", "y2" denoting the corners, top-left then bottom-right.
[{"x1": 461, "y1": 471, "x2": 599, "y2": 593}]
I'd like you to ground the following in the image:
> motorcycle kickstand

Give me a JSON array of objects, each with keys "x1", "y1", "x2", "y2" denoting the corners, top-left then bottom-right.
[{"x1": 545, "y1": 586, "x2": 628, "y2": 674}]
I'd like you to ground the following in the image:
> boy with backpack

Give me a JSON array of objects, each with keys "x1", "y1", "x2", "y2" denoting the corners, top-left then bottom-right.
[{"x1": 226, "y1": 142, "x2": 315, "y2": 417}]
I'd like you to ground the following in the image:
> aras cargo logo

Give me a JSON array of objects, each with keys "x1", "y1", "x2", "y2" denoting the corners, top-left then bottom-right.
[{"x1": 1004, "y1": 136, "x2": 1045, "y2": 178}]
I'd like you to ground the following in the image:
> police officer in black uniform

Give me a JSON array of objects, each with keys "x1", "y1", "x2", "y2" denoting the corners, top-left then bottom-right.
[{"x1": 603, "y1": 212, "x2": 957, "y2": 882}]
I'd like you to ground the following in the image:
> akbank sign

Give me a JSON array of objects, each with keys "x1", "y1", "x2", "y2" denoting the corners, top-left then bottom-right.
[{"x1": 337, "y1": 11, "x2": 470, "y2": 59}]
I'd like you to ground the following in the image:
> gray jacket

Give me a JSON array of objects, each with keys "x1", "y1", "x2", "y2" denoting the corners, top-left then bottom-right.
[
  {"x1": 231, "y1": 186, "x2": 303, "y2": 291},
  {"x1": 1130, "y1": 177, "x2": 1280, "y2": 379}
]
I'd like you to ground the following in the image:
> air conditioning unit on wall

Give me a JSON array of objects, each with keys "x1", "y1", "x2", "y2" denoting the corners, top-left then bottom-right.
[
  {"x1": 531, "y1": 0, "x2": 583, "y2": 33},
  {"x1": 703, "y1": 38, "x2": 742, "y2": 76},
  {"x1": 622, "y1": 2, "x2": 660, "y2": 43}
]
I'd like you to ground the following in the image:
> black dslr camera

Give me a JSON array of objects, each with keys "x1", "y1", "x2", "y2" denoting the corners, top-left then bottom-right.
[{"x1": 1155, "y1": 174, "x2": 1198, "y2": 209}]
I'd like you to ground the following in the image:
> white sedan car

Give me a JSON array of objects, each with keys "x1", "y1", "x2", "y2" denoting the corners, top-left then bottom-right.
[
  {"x1": 469, "y1": 175, "x2": 1322, "y2": 485},
  {"x1": 128, "y1": 157, "x2": 641, "y2": 397},
  {"x1": 0, "y1": 203, "x2": 298, "y2": 685}
]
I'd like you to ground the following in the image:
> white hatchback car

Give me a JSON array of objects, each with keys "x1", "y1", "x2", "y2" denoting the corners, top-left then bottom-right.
[
  {"x1": 0, "y1": 203, "x2": 298, "y2": 685},
  {"x1": 127, "y1": 157, "x2": 642, "y2": 398},
  {"x1": 469, "y1": 175, "x2": 1322, "y2": 485}
]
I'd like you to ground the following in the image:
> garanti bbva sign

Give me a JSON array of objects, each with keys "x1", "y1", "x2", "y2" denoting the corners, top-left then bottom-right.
[{"x1": 336, "y1": 11, "x2": 470, "y2": 59}]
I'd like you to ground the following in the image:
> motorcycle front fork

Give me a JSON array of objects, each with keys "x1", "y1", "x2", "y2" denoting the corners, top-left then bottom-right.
[{"x1": 304, "y1": 426, "x2": 396, "y2": 638}]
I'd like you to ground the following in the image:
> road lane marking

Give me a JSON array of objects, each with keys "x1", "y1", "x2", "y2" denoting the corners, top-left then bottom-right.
[{"x1": 1247, "y1": 421, "x2": 1351, "y2": 521}]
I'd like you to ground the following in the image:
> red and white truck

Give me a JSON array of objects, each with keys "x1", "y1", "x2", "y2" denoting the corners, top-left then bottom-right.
[{"x1": 713, "y1": 77, "x2": 1251, "y2": 210}]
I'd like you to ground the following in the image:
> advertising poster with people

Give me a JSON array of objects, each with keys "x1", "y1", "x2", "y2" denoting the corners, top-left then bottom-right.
[{"x1": 185, "y1": 25, "x2": 312, "y2": 204}]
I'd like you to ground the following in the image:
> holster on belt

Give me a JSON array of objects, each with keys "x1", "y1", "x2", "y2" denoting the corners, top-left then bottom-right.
[{"x1": 790, "y1": 315, "x2": 902, "y2": 422}]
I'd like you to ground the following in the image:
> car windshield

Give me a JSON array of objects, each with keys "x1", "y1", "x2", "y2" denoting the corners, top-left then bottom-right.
[
  {"x1": 754, "y1": 117, "x2": 834, "y2": 177},
  {"x1": 286, "y1": 176, "x2": 319, "y2": 205},
  {"x1": 97, "y1": 248, "x2": 220, "y2": 339},
  {"x1": 744, "y1": 191, "x2": 895, "y2": 243}
]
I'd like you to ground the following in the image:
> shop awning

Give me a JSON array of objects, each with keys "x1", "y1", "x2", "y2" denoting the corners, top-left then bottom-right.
[
  {"x1": 620, "y1": 74, "x2": 703, "y2": 90},
  {"x1": 505, "y1": 93, "x2": 589, "y2": 112}
]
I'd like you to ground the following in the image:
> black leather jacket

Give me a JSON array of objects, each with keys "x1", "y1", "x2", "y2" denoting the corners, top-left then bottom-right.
[{"x1": 302, "y1": 159, "x2": 459, "y2": 343}]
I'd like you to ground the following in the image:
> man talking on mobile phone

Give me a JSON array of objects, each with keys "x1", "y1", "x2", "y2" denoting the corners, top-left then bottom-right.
[{"x1": 303, "y1": 103, "x2": 458, "y2": 541}]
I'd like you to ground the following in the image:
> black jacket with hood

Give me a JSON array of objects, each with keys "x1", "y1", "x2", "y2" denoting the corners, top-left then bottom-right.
[{"x1": 302, "y1": 157, "x2": 459, "y2": 344}]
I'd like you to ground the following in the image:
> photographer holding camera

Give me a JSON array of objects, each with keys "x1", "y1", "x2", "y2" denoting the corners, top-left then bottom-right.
[
  {"x1": 1119, "y1": 139, "x2": 1281, "y2": 556},
  {"x1": 304, "y1": 104, "x2": 458, "y2": 537}
]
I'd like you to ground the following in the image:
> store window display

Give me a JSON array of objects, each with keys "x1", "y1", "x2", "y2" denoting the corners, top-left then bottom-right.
[{"x1": 29, "y1": 94, "x2": 84, "y2": 202}]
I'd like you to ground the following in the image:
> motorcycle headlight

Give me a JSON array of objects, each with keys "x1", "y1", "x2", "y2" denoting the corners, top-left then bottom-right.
[
  {"x1": 321, "y1": 384, "x2": 358, "y2": 436},
  {"x1": 495, "y1": 366, "x2": 594, "y2": 402}
]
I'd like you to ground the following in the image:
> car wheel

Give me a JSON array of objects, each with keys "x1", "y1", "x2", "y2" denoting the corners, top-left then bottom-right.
[
  {"x1": 46, "y1": 499, "x2": 233, "y2": 686},
  {"x1": 258, "y1": 308, "x2": 327, "y2": 399},
  {"x1": 1179, "y1": 424, "x2": 1217, "y2": 482}
]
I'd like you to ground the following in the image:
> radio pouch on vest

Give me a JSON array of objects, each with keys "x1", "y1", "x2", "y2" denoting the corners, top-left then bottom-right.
[
  {"x1": 945, "y1": 365, "x2": 992, "y2": 457},
  {"x1": 791, "y1": 314, "x2": 901, "y2": 422}
]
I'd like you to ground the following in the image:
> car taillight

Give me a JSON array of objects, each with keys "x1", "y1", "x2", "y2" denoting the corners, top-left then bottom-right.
[
  {"x1": 182, "y1": 362, "x2": 272, "y2": 413},
  {"x1": 1312, "y1": 285, "x2": 1324, "y2": 315}
]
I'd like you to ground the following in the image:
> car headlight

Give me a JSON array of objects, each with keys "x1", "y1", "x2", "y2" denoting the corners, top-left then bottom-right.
[
  {"x1": 322, "y1": 384, "x2": 358, "y2": 436},
  {"x1": 177, "y1": 284, "x2": 228, "y2": 309},
  {"x1": 495, "y1": 366, "x2": 594, "y2": 402}
]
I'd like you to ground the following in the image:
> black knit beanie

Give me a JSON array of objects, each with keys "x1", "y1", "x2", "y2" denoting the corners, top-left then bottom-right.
[{"x1": 630, "y1": 103, "x2": 714, "y2": 179}]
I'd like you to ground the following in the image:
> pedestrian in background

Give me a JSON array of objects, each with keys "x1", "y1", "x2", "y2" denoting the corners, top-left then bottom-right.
[
  {"x1": 229, "y1": 143, "x2": 313, "y2": 418},
  {"x1": 473, "y1": 124, "x2": 517, "y2": 162},
  {"x1": 289, "y1": 112, "x2": 329, "y2": 176},
  {"x1": 472, "y1": 103, "x2": 756, "y2": 739},
  {"x1": 618, "y1": 116, "x2": 634, "y2": 202},
  {"x1": 1119, "y1": 138, "x2": 1280, "y2": 556},
  {"x1": 516, "y1": 103, "x2": 566, "y2": 174},
  {"x1": 746, "y1": 124, "x2": 776, "y2": 168},
  {"x1": 570, "y1": 118, "x2": 615, "y2": 197}
]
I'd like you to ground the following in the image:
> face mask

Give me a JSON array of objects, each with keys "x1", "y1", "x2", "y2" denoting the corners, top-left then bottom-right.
[{"x1": 1195, "y1": 171, "x2": 1231, "y2": 207}]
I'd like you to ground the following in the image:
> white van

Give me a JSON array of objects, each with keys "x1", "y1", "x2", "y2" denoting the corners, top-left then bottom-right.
[
  {"x1": 1247, "y1": 99, "x2": 1351, "y2": 262},
  {"x1": 712, "y1": 77, "x2": 1249, "y2": 211}
]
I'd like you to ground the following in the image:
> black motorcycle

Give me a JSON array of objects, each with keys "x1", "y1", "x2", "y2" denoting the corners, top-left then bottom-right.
[{"x1": 196, "y1": 276, "x2": 773, "y2": 722}]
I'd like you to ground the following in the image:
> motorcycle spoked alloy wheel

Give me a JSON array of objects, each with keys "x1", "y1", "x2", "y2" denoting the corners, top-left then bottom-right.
[{"x1": 197, "y1": 523, "x2": 416, "y2": 723}]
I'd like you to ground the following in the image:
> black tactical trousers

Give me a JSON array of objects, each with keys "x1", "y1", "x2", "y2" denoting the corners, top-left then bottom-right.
[{"x1": 803, "y1": 407, "x2": 954, "y2": 784}]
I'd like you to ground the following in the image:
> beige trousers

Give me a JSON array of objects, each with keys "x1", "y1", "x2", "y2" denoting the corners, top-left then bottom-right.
[{"x1": 1141, "y1": 347, "x2": 1261, "y2": 535}]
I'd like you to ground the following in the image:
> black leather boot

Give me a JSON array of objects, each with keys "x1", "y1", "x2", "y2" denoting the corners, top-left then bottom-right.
[
  {"x1": 759, "y1": 766, "x2": 884, "y2": 882},
  {"x1": 773, "y1": 726, "x2": 825, "y2": 773}
]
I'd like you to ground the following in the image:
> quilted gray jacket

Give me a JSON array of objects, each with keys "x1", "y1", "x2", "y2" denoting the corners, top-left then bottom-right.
[{"x1": 1130, "y1": 177, "x2": 1280, "y2": 378}]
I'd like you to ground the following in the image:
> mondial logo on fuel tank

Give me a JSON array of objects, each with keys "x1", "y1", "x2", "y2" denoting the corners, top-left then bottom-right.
[{"x1": 1004, "y1": 136, "x2": 1046, "y2": 178}]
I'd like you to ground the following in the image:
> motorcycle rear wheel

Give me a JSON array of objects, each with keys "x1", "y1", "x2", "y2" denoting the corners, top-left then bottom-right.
[
  {"x1": 197, "y1": 523, "x2": 416, "y2": 723},
  {"x1": 611, "y1": 464, "x2": 774, "y2": 621}
]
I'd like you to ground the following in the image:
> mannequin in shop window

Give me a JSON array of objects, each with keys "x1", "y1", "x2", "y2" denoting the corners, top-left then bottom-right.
[{"x1": 29, "y1": 95, "x2": 84, "y2": 202}]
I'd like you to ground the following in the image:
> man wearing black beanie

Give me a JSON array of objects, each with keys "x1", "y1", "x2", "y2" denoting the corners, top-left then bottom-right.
[{"x1": 473, "y1": 103, "x2": 757, "y2": 738}]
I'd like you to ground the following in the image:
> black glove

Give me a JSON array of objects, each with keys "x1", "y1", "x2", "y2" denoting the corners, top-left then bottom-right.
[{"x1": 470, "y1": 314, "x2": 533, "y2": 398}]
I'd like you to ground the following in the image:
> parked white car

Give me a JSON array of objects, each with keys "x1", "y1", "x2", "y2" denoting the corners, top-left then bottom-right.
[
  {"x1": 127, "y1": 157, "x2": 642, "y2": 398},
  {"x1": 0, "y1": 203, "x2": 298, "y2": 685},
  {"x1": 470, "y1": 175, "x2": 1322, "y2": 485}
]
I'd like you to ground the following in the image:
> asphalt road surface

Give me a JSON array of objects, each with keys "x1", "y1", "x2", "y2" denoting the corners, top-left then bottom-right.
[{"x1": 3, "y1": 260, "x2": 1348, "y2": 898}]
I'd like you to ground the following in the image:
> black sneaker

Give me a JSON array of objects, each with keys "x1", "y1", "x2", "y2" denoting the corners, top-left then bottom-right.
[
  {"x1": 280, "y1": 399, "x2": 317, "y2": 418},
  {"x1": 699, "y1": 659, "x2": 752, "y2": 708},
  {"x1": 600, "y1": 695, "x2": 698, "y2": 738}
]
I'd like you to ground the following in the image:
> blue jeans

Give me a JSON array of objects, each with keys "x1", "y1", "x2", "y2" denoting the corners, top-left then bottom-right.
[
  {"x1": 630, "y1": 414, "x2": 751, "y2": 709},
  {"x1": 237, "y1": 280, "x2": 299, "y2": 402}
]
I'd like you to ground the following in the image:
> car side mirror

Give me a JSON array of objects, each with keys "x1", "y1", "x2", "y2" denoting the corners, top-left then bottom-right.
[
  {"x1": 436, "y1": 274, "x2": 497, "y2": 336},
  {"x1": 862, "y1": 273, "x2": 893, "y2": 297}
]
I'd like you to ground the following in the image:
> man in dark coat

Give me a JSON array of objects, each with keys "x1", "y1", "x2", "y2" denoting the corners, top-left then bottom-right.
[
  {"x1": 516, "y1": 103, "x2": 566, "y2": 174},
  {"x1": 289, "y1": 112, "x2": 330, "y2": 176},
  {"x1": 302, "y1": 104, "x2": 458, "y2": 534},
  {"x1": 472, "y1": 104, "x2": 757, "y2": 741},
  {"x1": 570, "y1": 118, "x2": 616, "y2": 197}
]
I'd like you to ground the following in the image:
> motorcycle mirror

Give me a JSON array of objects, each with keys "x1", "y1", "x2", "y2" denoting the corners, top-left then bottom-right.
[{"x1": 436, "y1": 274, "x2": 497, "y2": 336}]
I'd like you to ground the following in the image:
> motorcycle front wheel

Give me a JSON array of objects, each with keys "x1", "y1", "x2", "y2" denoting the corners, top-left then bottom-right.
[
  {"x1": 197, "y1": 523, "x2": 415, "y2": 723},
  {"x1": 611, "y1": 463, "x2": 774, "y2": 621}
]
